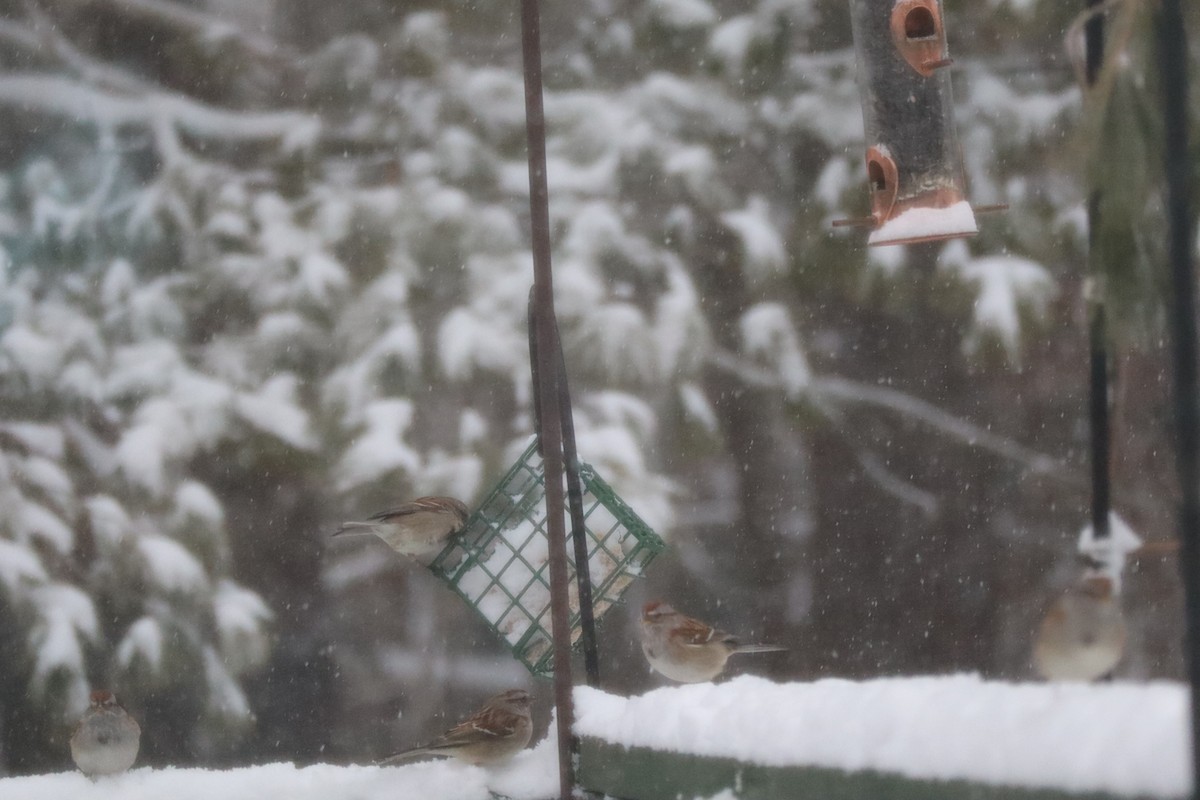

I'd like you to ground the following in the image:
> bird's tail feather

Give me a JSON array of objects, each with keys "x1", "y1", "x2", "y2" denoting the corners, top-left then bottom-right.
[
  {"x1": 332, "y1": 522, "x2": 374, "y2": 537},
  {"x1": 378, "y1": 748, "x2": 442, "y2": 766},
  {"x1": 734, "y1": 643, "x2": 788, "y2": 654}
]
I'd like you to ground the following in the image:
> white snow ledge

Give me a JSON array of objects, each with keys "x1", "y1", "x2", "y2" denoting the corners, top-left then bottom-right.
[
  {"x1": 0, "y1": 734, "x2": 559, "y2": 800},
  {"x1": 0, "y1": 676, "x2": 1189, "y2": 799},
  {"x1": 573, "y1": 674, "x2": 1191, "y2": 798}
]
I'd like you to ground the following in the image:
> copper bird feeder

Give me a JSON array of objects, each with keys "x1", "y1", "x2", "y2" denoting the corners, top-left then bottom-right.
[{"x1": 842, "y1": 0, "x2": 979, "y2": 246}]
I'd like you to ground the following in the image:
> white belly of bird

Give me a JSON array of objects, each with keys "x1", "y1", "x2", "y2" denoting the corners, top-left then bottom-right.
[
  {"x1": 71, "y1": 730, "x2": 139, "y2": 776},
  {"x1": 1034, "y1": 640, "x2": 1122, "y2": 681},
  {"x1": 643, "y1": 642, "x2": 729, "y2": 683}
]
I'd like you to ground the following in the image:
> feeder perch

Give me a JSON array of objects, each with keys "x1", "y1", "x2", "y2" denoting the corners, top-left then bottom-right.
[
  {"x1": 1077, "y1": 512, "x2": 1143, "y2": 593},
  {"x1": 846, "y1": 0, "x2": 978, "y2": 246},
  {"x1": 428, "y1": 438, "x2": 666, "y2": 677}
]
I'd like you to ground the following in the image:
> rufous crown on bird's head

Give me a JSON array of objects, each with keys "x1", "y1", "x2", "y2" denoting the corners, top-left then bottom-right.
[
  {"x1": 89, "y1": 690, "x2": 118, "y2": 708},
  {"x1": 492, "y1": 688, "x2": 532, "y2": 708},
  {"x1": 642, "y1": 601, "x2": 675, "y2": 619}
]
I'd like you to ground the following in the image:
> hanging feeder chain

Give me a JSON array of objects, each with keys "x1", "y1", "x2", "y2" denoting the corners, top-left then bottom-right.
[{"x1": 519, "y1": 0, "x2": 578, "y2": 795}]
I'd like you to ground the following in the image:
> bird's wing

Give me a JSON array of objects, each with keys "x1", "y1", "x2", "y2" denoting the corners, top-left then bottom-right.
[
  {"x1": 672, "y1": 616, "x2": 723, "y2": 647},
  {"x1": 379, "y1": 725, "x2": 489, "y2": 764},
  {"x1": 368, "y1": 497, "x2": 466, "y2": 525},
  {"x1": 367, "y1": 504, "x2": 428, "y2": 523},
  {"x1": 438, "y1": 710, "x2": 519, "y2": 745},
  {"x1": 381, "y1": 706, "x2": 523, "y2": 764}
]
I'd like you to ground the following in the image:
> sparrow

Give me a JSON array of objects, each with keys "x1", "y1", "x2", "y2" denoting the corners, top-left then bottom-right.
[
  {"x1": 639, "y1": 601, "x2": 786, "y2": 683},
  {"x1": 70, "y1": 690, "x2": 141, "y2": 779},
  {"x1": 1033, "y1": 573, "x2": 1126, "y2": 682},
  {"x1": 332, "y1": 496, "x2": 469, "y2": 560},
  {"x1": 381, "y1": 688, "x2": 533, "y2": 767}
]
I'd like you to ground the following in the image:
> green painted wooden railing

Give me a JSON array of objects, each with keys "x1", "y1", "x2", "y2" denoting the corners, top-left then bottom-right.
[{"x1": 575, "y1": 738, "x2": 1155, "y2": 800}]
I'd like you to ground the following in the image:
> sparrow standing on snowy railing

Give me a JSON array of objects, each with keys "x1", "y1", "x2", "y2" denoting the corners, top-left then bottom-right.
[
  {"x1": 380, "y1": 689, "x2": 533, "y2": 767},
  {"x1": 1033, "y1": 572, "x2": 1126, "y2": 682},
  {"x1": 640, "y1": 601, "x2": 786, "y2": 683},
  {"x1": 332, "y1": 496, "x2": 469, "y2": 562},
  {"x1": 70, "y1": 690, "x2": 141, "y2": 779}
]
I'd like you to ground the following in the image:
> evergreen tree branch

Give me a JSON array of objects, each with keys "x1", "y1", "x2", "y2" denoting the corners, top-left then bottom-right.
[
  {"x1": 0, "y1": 74, "x2": 319, "y2": 159},
  {"x1": 47, "y1": 0, "x2": 301, "y2": 68},
  {"x1": 0, "y1": 18, "x2": 42, "y2": 54},
  {"x1": 853, "y1": 449, "x2": 941, "y2": 518},
  {"x1": 708, "y1": 348, "x2": 1078, "y2": 483},
  {"x1": 21, "y1": 1, "x2": 156, "y2": 95},
  {"x1": 812, "y1": 375, "x2": 1069, "y2": 478}
]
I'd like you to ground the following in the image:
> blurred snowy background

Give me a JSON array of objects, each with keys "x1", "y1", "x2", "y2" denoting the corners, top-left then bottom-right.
[{"x1": 0, "y1": 0, "x2": 1194, "y2": 777}]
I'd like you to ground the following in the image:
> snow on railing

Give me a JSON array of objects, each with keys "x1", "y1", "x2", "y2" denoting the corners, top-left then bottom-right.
[{"x1": 575, "y1": 674, "x2": 1190, "y2": 798}]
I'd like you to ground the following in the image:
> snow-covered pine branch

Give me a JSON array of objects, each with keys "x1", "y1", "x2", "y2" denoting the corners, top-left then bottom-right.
[
  {"x1": 707, "y1": 347, "x2": 1076, "y2": 482},
  {"x1": 0, "y1": 75, "x2": 320, "y2": 156},
  {"x1": 64, "y1": 0, "x2": 301, "y2": 67}
]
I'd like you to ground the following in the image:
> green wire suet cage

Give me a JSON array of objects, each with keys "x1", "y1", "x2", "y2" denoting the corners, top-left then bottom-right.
[{"x1": 428, "y1": 438, "x2": 666, "y2": 676}]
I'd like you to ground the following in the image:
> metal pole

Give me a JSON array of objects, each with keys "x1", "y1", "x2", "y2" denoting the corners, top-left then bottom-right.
[
  {"x1": 526, "y1": 299, "x2": 602, "y2": 688},
  {"x1": 519, "y1": 0, "x2": 576, "y2": 794},
  {"x1": 1085, "y1": 0, "x2": 1111, "y2": 542},
  {"x1": 1156, "y1": 0, "x2": 1200, "y2": 793},
  {"x1": 557, "y1": 327, "x2": 602, "y2": 687},
  {"x1": 1088, "y1": 290, "x2": 1111, "y2": 541}
]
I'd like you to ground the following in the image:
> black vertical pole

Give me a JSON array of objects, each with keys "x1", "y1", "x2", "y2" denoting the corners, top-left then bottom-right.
[
  {"x1": 527, "y1": 301, "x2": 603, "y2": 688},
  {"x1": 1088, "y1": 281, "x2": 1112, "y2": 541},
  {"x1": 1085, "y1": 0, "x2": 1111, "y2": 542},
  {"x1": 519, "y1": 0, "x2": 576, "y2": 796},
  {"x1": 557, "y1": 332, "x2": 602, "y2": 687},
  {"x1": 1083, "y1": 0, "x2": 1104, "y2": 82},
  {"x1": 1157, "y1": 0, "x2": 1199, "y2": 794}
]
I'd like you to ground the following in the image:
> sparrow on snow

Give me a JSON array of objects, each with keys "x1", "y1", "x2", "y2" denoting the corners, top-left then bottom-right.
[
  {"x1": 380, "y1": 688, "x2": 533, "y2": 767},
  {"x1": 70, "y1": 690, "x2": 141, "y2": 779},
  {"x1": 1033, "y1": 573, "x2": 1126, "y2": 682},
  {"x1": 640, "y1": 601, "x2": 786, "y2": 683}
]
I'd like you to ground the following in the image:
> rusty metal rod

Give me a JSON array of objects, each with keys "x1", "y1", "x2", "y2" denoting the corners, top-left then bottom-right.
[{"x1": 519, "y1": 0, "x2": 576, "y2": 794}]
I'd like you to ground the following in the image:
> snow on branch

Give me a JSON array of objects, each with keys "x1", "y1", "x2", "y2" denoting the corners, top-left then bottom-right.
[
  {"x1": 0, "y1": 74, "x2": 319, "y2": 154},
  {"x1": 17, "y1": 6, "x2": 156, "y2": 95},
  {"x1": 813, "y1": 375, "x2": 1068, "y2": 478},
  {"x1": 59, "y1": 0, "x2": 301, "y2": 67},
  {"x1": 0, "y1": 18, "x2": 41, "y2": 54},
  {"x1": 853, "y1": 450, "x2": 940, "y2": 518},
  {"x1": 708, "y1": 348, "x2": 1075, "y2": 482},
  {"x1": 1, "y1": 3, "x2": 316, "y2": 170}
]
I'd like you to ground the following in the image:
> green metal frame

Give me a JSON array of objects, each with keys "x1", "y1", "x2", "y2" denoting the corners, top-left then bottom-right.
[
  {"x1": 577, "y1": 738, "x2": 1158, "y2": 800},
  {"x1": 429, "y1": 438, "x2": 665, "y2": 676}
]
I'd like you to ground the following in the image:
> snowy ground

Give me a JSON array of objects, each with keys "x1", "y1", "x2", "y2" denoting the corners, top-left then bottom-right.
[
  {"x1": 0, "y1": 728, "x2": 559, "y2": 800},
  {"x1": 575, "y1": 674, "x2": 1191, "y2": 798},
  {"x1": 3, "y1": 675, "x2": 1189, "y2": 799}
]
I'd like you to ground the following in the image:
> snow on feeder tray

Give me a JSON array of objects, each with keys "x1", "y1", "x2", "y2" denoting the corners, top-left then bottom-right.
[
  {"x1": 834, "y1": 0, "x2": 1001, "y2": 246},
  {"x1": 427, "y1": 438, "x2": 665, "y2": 677}
]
